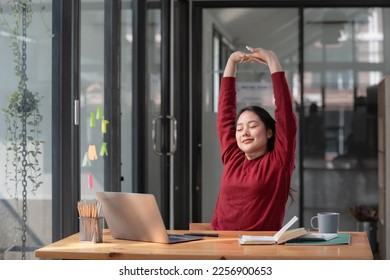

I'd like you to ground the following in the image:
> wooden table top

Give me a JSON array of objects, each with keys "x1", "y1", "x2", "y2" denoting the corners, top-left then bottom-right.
[{"x1": 34, "y1": 229, "x2": 373, "y2": 260}]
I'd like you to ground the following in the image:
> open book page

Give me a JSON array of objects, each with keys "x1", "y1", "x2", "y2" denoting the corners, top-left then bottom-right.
[
  {"x1": 275, "y1": 227, "x2": 307, "y2": 244},
  {"x1": 239, "y1": 235, "x2": 276, "y2": 245},
  {"x1": 239, "y1": 216, "x2": 307, "y2": 245},
  {"x1": 273, "y1": 216, "x2": 298, "y2": 240}
]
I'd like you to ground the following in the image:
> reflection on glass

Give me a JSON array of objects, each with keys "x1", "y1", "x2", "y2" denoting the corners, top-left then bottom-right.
[
  {"x1": 80, "y1": 3, "x2": 105, "y2": 200},
  {"x1": 121, "y1": 0, "x2": 133, "y2": 193},
  {"x1": 147, "y1": 9, "x2": 162, "y2": 204},
  {"x1": 303, "y1": 8, "x2": 386, "y2": 231}
]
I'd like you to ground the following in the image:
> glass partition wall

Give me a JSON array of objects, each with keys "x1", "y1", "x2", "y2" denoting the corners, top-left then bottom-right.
[
  {"x1": 302, "y1": 8, "x2": 386, "y2": 230},
  {"x1": 80, "y1": 1, "x2": 106, "y2": 200},
  {"x1": 79, "y1": 1, "x2": 134, "y2": 199},
  {"x1": 121, "y1": 0, "x2": 134, "y2": 193},
  {"x1": 202, "y1": 7, "x2": 390, "y2": 235},
  {"x1": 0, "y1": 0, "x2": 52, "y2": 259}
]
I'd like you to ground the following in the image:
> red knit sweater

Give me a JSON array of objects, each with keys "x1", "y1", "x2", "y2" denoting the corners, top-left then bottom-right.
[{"x1": 211, "y1": 71, "x2": 297, "y2": 231}]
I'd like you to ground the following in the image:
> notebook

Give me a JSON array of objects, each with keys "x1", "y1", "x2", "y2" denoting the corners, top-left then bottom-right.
[
  {"x1": 297, "y1": 233, "x2": 338, "y2": 241},
  {"x1": 96, "y1": 192, "x2": 203, "y2": 244},
  {"x1": 285, "y1": 233, "x2": 351, "y2": 246}
]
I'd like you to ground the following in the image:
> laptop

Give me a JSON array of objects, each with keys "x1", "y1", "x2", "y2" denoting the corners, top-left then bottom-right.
[{"x1": 96, "y1": 192, "x2": 203, "y2": 244}]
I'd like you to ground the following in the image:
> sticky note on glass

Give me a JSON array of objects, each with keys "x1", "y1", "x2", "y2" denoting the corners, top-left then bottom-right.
[
  {"x1": 96, "y1": 105, "x2": 103, "y2": 120},
  {"x1": 88, "y1": 145, "x2": 98, "y2": 160},
  {"x1": 90, "y1": 112, "x2": 96, "y2": 127},
  {"x1": 88, "y1": 173, "x2": 93, "y2": 189},
  {"x1": 101, "y1": 118, "x2": 109, "y2": 134},
  {"x1": 82, "y1": 152, "x2": 91, "y2": 167},
  {"x1": 100, "y1": 142, "x2": 108, "y2": 156}
]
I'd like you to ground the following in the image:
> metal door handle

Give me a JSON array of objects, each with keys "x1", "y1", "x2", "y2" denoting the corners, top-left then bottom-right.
[
  {"x1": 167, "y1": 115, "x2": 177, "y2": 155},
  {"x1": 151, "y1": 115, "x2": 177, "y2": 156},
  {"x1": 152, "y1": 116, "x2": 163, "y2": 155},
  {"x1": 74, "y1": 100, "x2": 80, "y2": 125}
]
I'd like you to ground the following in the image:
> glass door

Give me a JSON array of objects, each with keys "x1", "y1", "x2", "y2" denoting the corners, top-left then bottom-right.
[
  {"x1": 146, "y1": 6, "x2": 165, "y2": 220},
  {"x1": 145, "y1": 3, "x2": 176, "y2": 229},
  {"x1": 78, "y1": 1, "x2": 174, "y2": 228}
]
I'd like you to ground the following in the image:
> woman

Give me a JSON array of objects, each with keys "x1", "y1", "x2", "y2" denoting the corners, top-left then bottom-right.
[{"x1": 211, "y1": 46, "x2": 297, "y2": 231}]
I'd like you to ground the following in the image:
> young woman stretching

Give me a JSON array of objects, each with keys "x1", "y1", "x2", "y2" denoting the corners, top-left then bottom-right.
[{"x1": 211, "y1": 46, "x2": 297, "y2": 231}]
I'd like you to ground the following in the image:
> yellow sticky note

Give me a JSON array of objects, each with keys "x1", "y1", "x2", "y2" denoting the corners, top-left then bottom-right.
[
  {"x1": 90, "y1": 112, "x2": 96, "y2": 127},
  {"x1": 102, "y1": 118, "x2": 109, "y2": 134},
  {"x1": 88, "y1": 145, "x2": 98, "y2": 160},
  {"x1": 100, "y1": 142, "x2": 108, "y2": 157},
  {"x1": 96, "y1": 105, "x2": 103, "y2": 120}
]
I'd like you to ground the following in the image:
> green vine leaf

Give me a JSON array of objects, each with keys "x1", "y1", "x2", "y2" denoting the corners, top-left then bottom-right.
[{"x1": 1, "y1": 0, "x2": 45, "y2": 200}]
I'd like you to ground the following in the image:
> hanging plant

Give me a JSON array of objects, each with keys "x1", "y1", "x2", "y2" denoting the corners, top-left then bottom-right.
[
  {"x1": 1, "y1": 0, "x2": 43, "y2": 198},
  {"x1": 1, "y1": 0, "x2": 44, "y2": 260},
  {"x1": 3, "y1": 90, "x2": 43, "y2": 198}
]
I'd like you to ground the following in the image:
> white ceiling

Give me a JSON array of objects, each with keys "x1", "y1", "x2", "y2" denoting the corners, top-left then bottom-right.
[{"x1": 205, "y1": 8, "x2": 371, "y2": 63}]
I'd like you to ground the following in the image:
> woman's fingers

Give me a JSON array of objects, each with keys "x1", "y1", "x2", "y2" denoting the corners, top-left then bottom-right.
[
  {"x1": 237, "y1": 55, "x2": 267, "y2": 65},
  {"x1": 244, "y1": 54, "x2": 267, "y2": 64},
  {"x1": 232, "y1": 48, "x2": 269, "y2": 64},
  {"x1": 246, "y1": 45, "x2": 264, "y2": 53},
  {"x1": 244, "y1": 46, "x2": 270, "y2": 64},
  {"x1": 231, "y1": 51, "x2": 250, "y2": 63}
]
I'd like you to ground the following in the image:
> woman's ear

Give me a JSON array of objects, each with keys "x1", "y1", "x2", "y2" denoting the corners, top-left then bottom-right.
[{"x1": 266, "y1": 128, "x2": 273, "y2": 139}]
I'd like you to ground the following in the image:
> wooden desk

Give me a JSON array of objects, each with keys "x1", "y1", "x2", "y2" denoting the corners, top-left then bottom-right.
[{"x1": 35, "y1": 230, "x2": 373, "y2": 260}]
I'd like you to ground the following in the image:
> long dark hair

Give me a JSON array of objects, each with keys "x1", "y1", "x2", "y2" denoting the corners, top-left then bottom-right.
[{"x1": 235, "y1": 106, "x2": 276, "y2": 151}]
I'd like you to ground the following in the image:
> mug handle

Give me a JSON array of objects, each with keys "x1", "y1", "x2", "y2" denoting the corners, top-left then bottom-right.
[{"x1": 310, "y1": 216, "x2": 319, "y2": 230}]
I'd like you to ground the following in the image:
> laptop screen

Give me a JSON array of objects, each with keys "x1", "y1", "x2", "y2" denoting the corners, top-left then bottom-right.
[{"x1": 96, "y1": 192, "x2": 170, "y2": 243}]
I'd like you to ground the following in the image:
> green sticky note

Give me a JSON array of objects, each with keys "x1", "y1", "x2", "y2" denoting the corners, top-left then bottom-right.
[
  {"x1": 90, "y1": 112, "x2": 96, "y2": 127},
  {"x1": 96, "y1": 105, "x2": 103, "y2": 120},
  {"x1": 100, "y1": 142, "x2": 108, "y2": 157}
]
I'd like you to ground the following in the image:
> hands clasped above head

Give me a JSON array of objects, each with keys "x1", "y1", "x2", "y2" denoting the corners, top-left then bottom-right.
[
  {"x1": 230, "y1": 46, "x2": 270, "y2": 64},
  {"x1": 232, "y1": 46, "x2": 282, "y2": 74},
  {"x1": 225, "y1": 45, "x2": 282, "y2": 76},
  {"x1": 245, "y1": 46, "x2": 269, "y2": 65}
]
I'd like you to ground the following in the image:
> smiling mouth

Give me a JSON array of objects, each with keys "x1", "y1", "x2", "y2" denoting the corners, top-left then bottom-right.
[{"x1": 242, "y1": 139, "x2": 253, "y2": 144}]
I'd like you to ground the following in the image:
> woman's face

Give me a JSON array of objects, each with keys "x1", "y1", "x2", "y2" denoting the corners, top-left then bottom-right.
[{"x1": 235, "y1": 110, "x2": 273, "y2": 159}]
